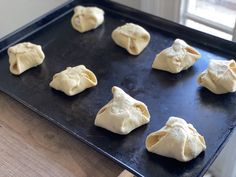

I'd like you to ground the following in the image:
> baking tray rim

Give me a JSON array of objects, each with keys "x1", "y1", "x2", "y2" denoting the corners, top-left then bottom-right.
[{"x1": 0, "y1": 1, "x2": 236, "y2": 177}]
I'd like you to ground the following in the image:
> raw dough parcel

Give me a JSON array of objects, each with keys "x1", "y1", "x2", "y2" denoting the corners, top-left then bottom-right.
[
  {"x1": 71, "y1": 6, "x2": 104, "y2": 33},
  {"x1": 94, "y1": 86, "x2": 150, "y2": 135},
  {"x1": 112, "y1": 23, "x2": 150, "y2": 55},
  {"x1": 146, "y1": 117, "x2": 206, "y2": 162},
  {"x1": 198, "y1": 59, "x2": 236, "y2": 94},
  {"x1": 49, "y1": 65, "x2": 97, "y2": 96},
  {"x1": 152, "y1": 39, "x2": 201, "y2": 73},
  {"x1": 8, "y1": 42, "x2": 45, "y2": 75}
]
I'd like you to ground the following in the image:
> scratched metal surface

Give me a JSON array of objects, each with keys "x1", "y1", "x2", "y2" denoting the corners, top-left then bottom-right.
[{"x1": 0, "y1": 1, "x2": 236, "y2": 177}]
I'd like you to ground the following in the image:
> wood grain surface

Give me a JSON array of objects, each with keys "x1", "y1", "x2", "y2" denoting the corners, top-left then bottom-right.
[
  {"x1": 0, "y1": 92, "x2": 134, "y2": 177},
  {"x1": 118, "y1": 170, "x2": 135, "y2": 177}
]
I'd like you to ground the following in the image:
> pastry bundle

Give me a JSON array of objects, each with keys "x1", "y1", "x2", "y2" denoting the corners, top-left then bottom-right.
[{"x1": 14, "y1": 4, "x2": 236, "y2": 165}]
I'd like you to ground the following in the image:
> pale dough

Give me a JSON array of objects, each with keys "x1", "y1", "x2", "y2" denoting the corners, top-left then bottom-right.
[
  {"x1": 49, "y1": 65, "x2": 97, "y2": 96},
  {"x1": 198, "y1": 59, "x2": 236, "y2": 94},
  {"x1": 111, "y1": 23, "x2": 150, "y2": 55},
  {"x1": 152, "y1": 39, "x2": 201, "y2": 73},
  {"x1": 94, "y1": 86, "x2": 150, "y2": 135},
  {"x1": 8, "y1": 42, "x2": 45, "y2": 75},
  {"x1": 146, "y1": 116, "x2": 206, "y2": 162},
  {"x1": 71, "y1": 5, "x2": 104, "y2": 33}
]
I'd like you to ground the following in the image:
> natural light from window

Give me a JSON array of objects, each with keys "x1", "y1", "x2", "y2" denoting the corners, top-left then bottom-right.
[
  {"x1": 186, "y1": 19, "x2": 232, "y2": 40},
  {"x1": 182, "y1": 0, "x2": 236, "y2": 41}
]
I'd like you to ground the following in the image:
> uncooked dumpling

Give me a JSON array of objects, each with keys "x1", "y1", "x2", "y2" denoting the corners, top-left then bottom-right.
[
  {"x1": 198, "y1": 59, "x2": 236, "y2": 94},
  {"x1": 71, "y1": 5, "x2": 104, "y2": 33},
  {"x1": 94, "y1": 86, "x2": 150, "y2": 135},
  {"x1": 152, "y1": 39, "x2": 201, "y2": 73},
  {"x1": 112, "y1": 23, "x2": 150, "y2": 55},
  {"x1": 49, "y1": 65, "x2": 97, "y2": 96},
  {"x1": 8, "y1": 42, "x2": 45, "y2": 75},
  {"x1": 146, "y1": 116, "x2": 206, "y2": 162}
]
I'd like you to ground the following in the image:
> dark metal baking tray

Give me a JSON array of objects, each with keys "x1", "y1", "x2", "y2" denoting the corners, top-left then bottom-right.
[{"x1": 0, "y1": 1, "x2": 236, "y2": 177}]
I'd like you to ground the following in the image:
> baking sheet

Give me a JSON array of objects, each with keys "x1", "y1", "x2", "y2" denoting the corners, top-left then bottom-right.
[{"x1": 0, "y1": 1, "x2": 236, "y2": 177}]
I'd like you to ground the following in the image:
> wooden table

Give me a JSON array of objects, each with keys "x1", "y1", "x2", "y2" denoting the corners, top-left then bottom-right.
[{"x1": 0, "y1": 92, "x2": 134, "y2": 177}]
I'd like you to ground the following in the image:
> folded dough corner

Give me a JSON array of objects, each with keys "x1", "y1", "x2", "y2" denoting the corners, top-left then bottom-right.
[
  {"x1": 198, "y1": 59, "x2": 236, "y2": 94},
  {"x1": 71, "y1": 5, "x2": 104, "y2": 33},
  {"x1": 49, "y1": 65, "x2": 97, "y2": 96},
  {"x1": 94, "y1": 86, "x2": 150, "y2": 135},
  {"x1": 8, "y1": 42, "x2": 45, "y2": 75},
  {"x1": 112, "y1": 23, "x2": 150, "y2": 55},
  {"x1": 152, "y1": 39, "x2": 201, "y2": 73},
  {"x1": 146, "y1": 116, "x2": 206, "y2": 162}
]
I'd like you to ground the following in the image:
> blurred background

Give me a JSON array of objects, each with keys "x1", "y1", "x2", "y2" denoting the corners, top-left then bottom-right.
[
  {"x1": 112, "y1": 0, "x2": 236, "y2": 41},
  {"x1": 0, "y1": 1, "x2": 236, "y2": 177},
  {"x1": 1, "y1": 0, "x2": 236, "y2": 41},
  {"x1": 0, "y1": 0, "x2": 69, "y2": 39}
]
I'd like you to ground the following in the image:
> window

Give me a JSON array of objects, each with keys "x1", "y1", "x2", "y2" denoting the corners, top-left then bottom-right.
[
  {"x1": 181, "y1": 0, "x2": 236, "y2": 41},
  {"x1": 113, "y1": 0, "x2": 236, "y2": 41}
]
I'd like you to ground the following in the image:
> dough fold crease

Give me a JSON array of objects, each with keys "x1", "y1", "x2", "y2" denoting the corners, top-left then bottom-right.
[
  {"x1": 198, "y1": 59, "x2": 236, "y2": 94},
  {"x1": 95, "y1": 86, "x2": 150, "y2": 135},
  {"x1": 146, "y1": 117, "x2": 206, "y2": 162},
  {"x1": 49, "y1": 65, "x2": 97, "y2": 96},
  {"x1": 8, "y1": 42, "x2": 45, "y2": 75},
  {"x1": 112, "y1": 23, "x2": 150, "y2": 55},
  {"x1": 71, "y1": 6, "x2": 104, "y2": 33},
  {"x1": 152, "y1": 39, "x2": 201, "y2": 73}
]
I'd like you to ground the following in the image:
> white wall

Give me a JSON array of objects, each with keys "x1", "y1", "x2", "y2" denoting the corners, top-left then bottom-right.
[
  {"x1": 111, "y1": 0, "x2": 181, "y2": 22},
  {"x1": 0, "y1": 0, "x2": 68, "y2": 39},
  {"x1": 111, "y1": 0, "x2": 141, "y2": 10},
  {"x1": 209, "y1": 130, "x2": 236, "y2": 177}
]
